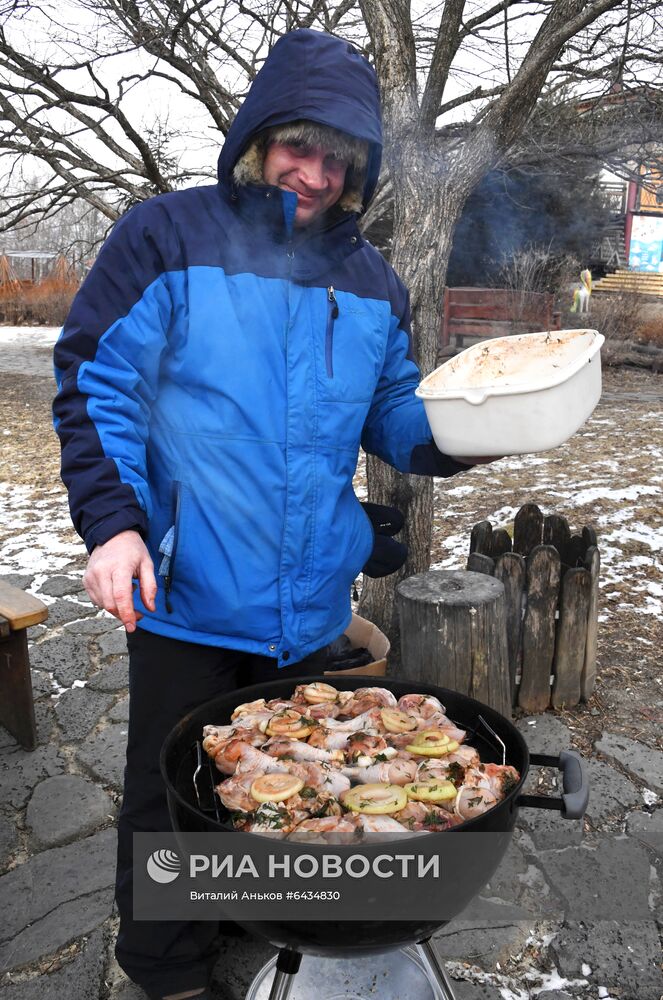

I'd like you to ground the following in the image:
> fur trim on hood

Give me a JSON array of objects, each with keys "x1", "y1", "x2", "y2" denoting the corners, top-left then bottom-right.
[{"x1": 232, "y1": 119, "x2": 369, "y2": 214}]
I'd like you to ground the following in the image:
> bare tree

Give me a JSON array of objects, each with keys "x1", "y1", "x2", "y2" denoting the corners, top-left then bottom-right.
[
  {"x1": 1, "y1": 0, "x2": 661, "y2": 653},
  {"x1": 0, "y1": 1, "x2": 364, "y2": 235}
]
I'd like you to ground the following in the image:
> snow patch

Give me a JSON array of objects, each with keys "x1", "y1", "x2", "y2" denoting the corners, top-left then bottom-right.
[{"x1": 0, "y1": 325, "x2": 60, "y2": 346}]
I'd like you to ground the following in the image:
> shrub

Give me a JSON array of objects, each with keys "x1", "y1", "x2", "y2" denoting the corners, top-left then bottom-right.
[
  {"x1": 634, "y1": 314, "x2": 663, "y2": 348},
  {"x1": 563, "y1": 289, "x2": 645, "y2": 343}
]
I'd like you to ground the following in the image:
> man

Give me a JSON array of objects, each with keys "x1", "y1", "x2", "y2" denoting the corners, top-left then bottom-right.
[{"x1": 53, "y1": 28, "x2": 473, "y2": 1000}]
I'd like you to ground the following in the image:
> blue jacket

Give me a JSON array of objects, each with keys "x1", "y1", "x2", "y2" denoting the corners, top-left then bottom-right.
[{"x1": 53, "y1": 29, "x2": 464, "y2": 666}]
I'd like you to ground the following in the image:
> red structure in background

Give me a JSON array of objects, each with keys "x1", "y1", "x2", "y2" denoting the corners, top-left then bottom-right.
[{"x1": 0, "y1": 253, "x2": 79, "y2": 324}]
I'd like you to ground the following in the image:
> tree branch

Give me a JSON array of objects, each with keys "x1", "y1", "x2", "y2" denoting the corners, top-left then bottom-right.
[{"x1": 419, "y1": 0, "x2": 466, "y2": 131}]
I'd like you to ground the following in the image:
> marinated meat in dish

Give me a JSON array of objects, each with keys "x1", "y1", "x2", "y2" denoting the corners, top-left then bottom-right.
[{"x1": 202, "y1": 684, "x2": 520, "y2": 838}]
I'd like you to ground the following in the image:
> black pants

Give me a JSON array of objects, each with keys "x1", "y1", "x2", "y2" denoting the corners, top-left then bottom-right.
[{"x1": 116, "y1": 627, "x2": 327, "y2": 998}]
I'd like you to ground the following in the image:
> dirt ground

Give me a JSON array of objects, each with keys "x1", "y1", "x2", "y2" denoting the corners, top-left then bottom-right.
[{"x1": 0, "y1": 346, "x2": 661, "y2": 757}]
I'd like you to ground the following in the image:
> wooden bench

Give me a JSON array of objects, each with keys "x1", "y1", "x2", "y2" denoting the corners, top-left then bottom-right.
[
  {"x1": 0, "y1": 581, "x2": 48, "y2": 750},
  {"x1": 440, "y1": 287, "x2": 562, "y2": 356}
]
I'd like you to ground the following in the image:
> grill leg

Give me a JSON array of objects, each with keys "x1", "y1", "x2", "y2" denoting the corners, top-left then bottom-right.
[
  {"x1": 266, "y1": 949, "x2": 302, "y2": 1000},
  {"x1": 417, "y1": 939, "x2": 459, "y2": 1000}
]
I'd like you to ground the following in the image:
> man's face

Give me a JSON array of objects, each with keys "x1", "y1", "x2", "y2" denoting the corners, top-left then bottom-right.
[{"x1": 262, "y1": 141, "x2": 348, "y2": 226}]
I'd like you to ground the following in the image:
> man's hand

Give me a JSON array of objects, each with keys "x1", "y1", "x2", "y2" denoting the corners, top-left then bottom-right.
[{"x1": 83, "y1": 530, "x2": 157, "y2": 632}]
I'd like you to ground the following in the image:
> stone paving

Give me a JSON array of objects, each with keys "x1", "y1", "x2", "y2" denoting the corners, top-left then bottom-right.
[
  {"x1": 0, "y1": 334, "x2": 661, "y2": 999},
  {"x1": 0, "y1": 583, "x2": 661, "y2": 1000}
]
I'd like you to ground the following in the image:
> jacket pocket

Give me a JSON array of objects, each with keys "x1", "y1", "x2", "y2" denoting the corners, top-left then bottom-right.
[
  {"x1": 325, "y1": 285, "x2": 339, "y2": 378},
  {"x1": 158, "y1": 480, "x2": 183, "y2": 613},
  {"x1": 317, "y1": 288, "x2": 385, "y2": 404}
]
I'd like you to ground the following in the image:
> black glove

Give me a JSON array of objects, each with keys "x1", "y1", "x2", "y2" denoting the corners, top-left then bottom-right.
[{"x1": 360, "y1": 502, "x2": 407, "y2": 578}]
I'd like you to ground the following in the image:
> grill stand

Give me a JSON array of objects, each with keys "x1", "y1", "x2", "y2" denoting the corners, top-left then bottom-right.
[
  {"x1": 267, "y1": 949, "x2": 302, "y2": 1000},
  {"x1": 263, "y1": 944, "x2": 459, "y2": 1000},
  {"x1": 418, "y1": 939, "x2": 459, "y2": 1000}
]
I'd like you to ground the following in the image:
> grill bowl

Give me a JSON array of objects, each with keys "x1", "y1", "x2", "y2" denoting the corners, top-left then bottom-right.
[{"x1": 161, "y1": 675, "x2": 563, "y2": 956}]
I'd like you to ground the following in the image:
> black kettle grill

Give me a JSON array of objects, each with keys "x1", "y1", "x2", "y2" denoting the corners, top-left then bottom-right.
[{"x1": 161, "y1": 675, "x2": 588, "y2": 999}]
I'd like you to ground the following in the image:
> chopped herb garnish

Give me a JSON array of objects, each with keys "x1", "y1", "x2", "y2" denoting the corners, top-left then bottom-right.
[
  {"x1": 447, "y1": 761, "x2": 465, "y2": 787},
  {"x1": 502, "y1": 772, "x2": 518, "y2": 795}
]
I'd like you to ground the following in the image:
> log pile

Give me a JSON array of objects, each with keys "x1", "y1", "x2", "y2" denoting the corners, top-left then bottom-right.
[{"x1": 603, "y1": 339, "x2": 663, "y2": 373}]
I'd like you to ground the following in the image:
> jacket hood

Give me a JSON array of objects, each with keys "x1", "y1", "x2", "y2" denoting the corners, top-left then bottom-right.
[{"x1": 217, "y1": 29, "x2": 383, "y2": 210}]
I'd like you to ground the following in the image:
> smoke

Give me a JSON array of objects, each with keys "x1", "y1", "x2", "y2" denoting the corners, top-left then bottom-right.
[{"x1": 446, "y1": 164, "x2": 613, "y2": 288}]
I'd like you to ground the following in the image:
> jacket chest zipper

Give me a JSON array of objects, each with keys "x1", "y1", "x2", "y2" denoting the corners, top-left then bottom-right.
[
  {"x1": 164, "y1": 481, "x2": 183, "y2": 614},
  {"x1": 325, "y1": 286, "x2": 339, "y2": 378}
]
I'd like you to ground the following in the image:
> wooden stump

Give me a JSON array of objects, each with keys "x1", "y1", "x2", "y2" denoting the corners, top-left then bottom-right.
[{"x1": 396, "y1": 570, "x2": 511, "y2": 718}]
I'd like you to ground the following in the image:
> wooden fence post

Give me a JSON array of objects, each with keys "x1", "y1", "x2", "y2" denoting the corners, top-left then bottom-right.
[
  {"x1": 551, "y1": 568, "x2": 591, "y2": 708},
  {"x1": 494, "y1": 552, "x2": 526, "y2": 705},
  {"x1": 581, "y1": 546, "x2": 601, "y2": 701},
  {"x1": 513, "y1": 503, "x2": 543, "y2": 556},
  {"x1": 467, "y1": 506, "x2": 600, "y2": 712},
  {"x1": 518, "y1": 545, "x2": 561, "y2": 713}
]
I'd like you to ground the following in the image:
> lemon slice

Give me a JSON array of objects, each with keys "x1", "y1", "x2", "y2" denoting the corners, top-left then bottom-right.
[
  {"x1": 404, "y1": 780, "x2": 457, "y2": 802},
  {"x1": 405, "y1": 739, "x2": 460, "y2": 757},
  {"x1": 380, "y1": 708, "x2": 417, "y2": 734},
  {"x1": 265, "y1": 709, "x2": 313, "y2": 739},
  {"x1": 341, "y1": 783, "x2": 408, "y2": 815},
  {"x1": 302, "y1": 682, "x2": 338, "y2": 704},
  {"x1": 250, "y1": 773, "x2": 304, "y2": 803},
  {"x1": 410, "y1": 729, "x2": 450, "y2": 748}
]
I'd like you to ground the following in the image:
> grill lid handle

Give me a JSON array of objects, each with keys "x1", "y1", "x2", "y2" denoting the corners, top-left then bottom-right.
[{"x1": 517, "y1": 749, "x2": 589, "y2": 820}]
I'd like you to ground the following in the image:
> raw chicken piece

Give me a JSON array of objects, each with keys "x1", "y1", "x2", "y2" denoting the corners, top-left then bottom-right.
[
  {"x1": 307, "y1": 726, "x2": 354, "y2": 751},
  {"x1": 289, "y1": 815, "x2": 357, "y2": 843},
  {"x1": 413, "y1": 712, "x2": 466, "y2": 744},
  {"x1": 464, "y1": 763, "x2": 520, "y2": 799},
  {"x1": 215, "y1": 772, "x2": 261, "y2": 812},
  {"x1": 290, "y1": 761, "x2": 352, "y2": 797},
  {"x1": 454, "y1": 785, "x2": 498, "y2": 821},
  {"x1": 265, "y1": 698, "x2": 298, "y2": 713},
  {"x1": 397, "y1": 694, "x2": 446, "y2": 719},
  {"x1": 234, "y1": 746, "x2": 291, "y2": 775},
  {"x1": 396, "y1": 801, "x2": 455, "y2": 832},
  {"x1": 231, "y1": 710, "x2": 274, "y2": 731},
  {"x1": 341, "y1": 687, "x2": 397, "y2": 716},
  {"x1": 444, "y1": 745, "x2": 481, "y2": 769},
  {"x1": 213, "y1": 736, "x2": 265, "y2": 775},
  {"x1": 262, "y1": 736, "x2": 345, "y2": 767},
  {"x1": 416, "y1": 758, "x2": 467, "y2": 789},
  {"x1": 301, "y1": 700, "x2": 342, "y2": 720},
  {"x1": 241, "y1": 801, "x2": 306, "y2": 837},
  {"x1": 342, "y1": 757, "x2": 417, "y2": 786},
  {"x1": 343, "y1": 732, "x2": 389, "y2": 763},
  {"x1": 201, "y1": 724, "x2": 234, "y2": 757},
  {"x1": 323, "y1": 708, "x2": 382, "y2": 732},
  {"x1": 356, "y1": 814, "x2": 410, "y2": 834}
]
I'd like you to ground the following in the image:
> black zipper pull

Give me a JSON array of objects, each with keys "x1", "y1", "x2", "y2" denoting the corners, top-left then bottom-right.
[
  {"x1": 328, "y1": 285, "x2": 339, "y2": 318},
  {"x1": 165, "y1": 576, "x2": 173, "y2": 614}
]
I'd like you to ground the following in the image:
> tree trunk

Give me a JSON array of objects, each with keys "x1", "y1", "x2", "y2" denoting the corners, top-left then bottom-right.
[{"x1": 359, "y1": 149, "x2": 466, "y2": 666}]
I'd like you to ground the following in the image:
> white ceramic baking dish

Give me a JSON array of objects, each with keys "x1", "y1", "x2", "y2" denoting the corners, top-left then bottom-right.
[{"x1": 415, "y1": 329, "x2": 605, "y2": 457}]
